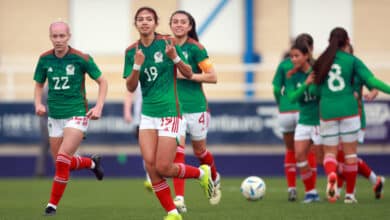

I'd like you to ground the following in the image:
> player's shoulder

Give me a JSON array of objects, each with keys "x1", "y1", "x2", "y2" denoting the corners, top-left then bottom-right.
[
  {"x1": 125, "y1": 41, "x2": 139, "y2": 53},
  {"x1": 39, "y1": 49, "x2": 54, "y2": 58},
  {"x1": 186, "y1": 37, "x2": 205, "y2": 50},
  {"x1": 68, "y1": 47, "x2": 90, "y2": 61}
]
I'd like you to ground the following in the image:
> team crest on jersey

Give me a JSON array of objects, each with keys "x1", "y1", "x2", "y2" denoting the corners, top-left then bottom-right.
[
  {"x1": 66, "y1": 64, "x2": 75, "y2": 75},
  {"x1": 182, "y1": 51, "x2": 188, "y2": 60},
  {"x1": 154, "y1": 51, "x2": 163, "y2": 63}
]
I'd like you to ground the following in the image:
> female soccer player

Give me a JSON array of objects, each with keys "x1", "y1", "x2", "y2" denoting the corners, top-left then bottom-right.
[
  {"x1": 168, "y1": 10, "x2": 220, "y2": 212},
  {"x1": 123, "y1": 7, "x2": 214, "y2": 220},
  {"x1": 34, "y1": 21, "x2": 108, "y2": 215},
  {"x1": 272, "y1": 33, "x2": 316, "y2": 201},
  {"x1": 285, "y1": 41, "x2": 321, "y2": 203},
  {"x1": 312, "y1": 27, "x2": 390, "y2": 203}
]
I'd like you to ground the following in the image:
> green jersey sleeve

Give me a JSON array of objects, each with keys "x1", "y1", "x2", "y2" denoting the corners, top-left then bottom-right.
[
  {"x1": 33, "y1": 58, "x2": 47, "y2": 83},
  {"x1": 85, "y1": 55, "x2": 102, "y2": 80}
]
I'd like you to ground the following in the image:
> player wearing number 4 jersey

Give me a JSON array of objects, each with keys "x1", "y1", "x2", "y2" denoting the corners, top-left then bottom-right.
[
  {"x1": 123, "y1": 7, "x2": 214, "y2": 220},
  {"x1": 312, "y1": 27, "x2": 390, "y2": 204},
  {"x1": 34, "y1": 21, "x2": 108, "y2": 216},
  {"x1": 169, "y1": 10, "x2": 220, "y2": 213}
]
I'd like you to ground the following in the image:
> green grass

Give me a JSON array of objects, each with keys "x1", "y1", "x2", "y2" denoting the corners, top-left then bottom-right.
[{"x1": 0, "y1": 177, "x2": 388, "y2": 220}]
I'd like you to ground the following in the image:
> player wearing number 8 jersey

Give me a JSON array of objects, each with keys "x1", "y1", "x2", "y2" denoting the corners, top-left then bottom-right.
[
  {"x1": 312, "y1": 27, "x2": 390, "y2": 204},
  {"x1": 34, "y1": 21, "x2": 108, "y2": 216},
  {"x1": 123, "y1": 7, "x2": 215, "y2": 220}
]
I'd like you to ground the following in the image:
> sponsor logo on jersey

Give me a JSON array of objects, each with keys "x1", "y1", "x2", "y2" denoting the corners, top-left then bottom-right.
[
  {"x1": 48, "y1": 67, "x2": 53, "y2": 73},
  {"x1": 154, "y1": 51, "x2": 163, "y2": 63},
  {"x1": 66, "y1": 64, "x2": 75, "y2": 75}
]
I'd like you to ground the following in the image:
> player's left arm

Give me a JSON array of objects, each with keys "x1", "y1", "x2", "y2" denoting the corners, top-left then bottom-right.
[{"x1": 190, "y1": 58, "x2": 217, "y2": 84}]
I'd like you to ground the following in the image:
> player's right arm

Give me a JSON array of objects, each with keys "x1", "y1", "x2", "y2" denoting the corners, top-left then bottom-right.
[
  {"x1": 125, "y1": 43, "x2": 143, "y2": 92},
  {"x1": 272, "y1": 63, "x2": 284, "y2": 104},
  {"x1": 34, "y1": 82, "x2": 46, "y2": 116}
]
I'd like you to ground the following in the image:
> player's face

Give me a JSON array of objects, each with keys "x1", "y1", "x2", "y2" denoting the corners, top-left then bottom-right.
[
  {"x1": 170, "y1": 13, "x2": 192, "y2": 38},
  {"x1": 49, "y1": 24, "x2": 70, "y2": 53},
  {"x1": 135, "y1": 10, "x2": 157, "y2": 36},
  {"x1": 290, "y1": 49, "x2": 308, "y2": 67}
]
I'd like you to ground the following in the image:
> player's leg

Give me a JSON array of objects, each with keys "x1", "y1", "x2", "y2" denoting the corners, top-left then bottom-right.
[
  {"x1": 279, "y1": 112, "x2": 298, "y2": 201},
  {"x1": 173, "y1": 135, "x2": 187, "y2": 213},
  {"x1": 336, "y1": 144, "x2": 345, "y2": 199},
  {"x1": 320, "y1": 119, "x2": 339, "y2": 203}
]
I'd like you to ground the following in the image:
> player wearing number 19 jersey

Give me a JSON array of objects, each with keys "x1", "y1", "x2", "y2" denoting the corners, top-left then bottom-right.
[{"x1": 313, "y1": 27, "x2": 390, "y2": 204}]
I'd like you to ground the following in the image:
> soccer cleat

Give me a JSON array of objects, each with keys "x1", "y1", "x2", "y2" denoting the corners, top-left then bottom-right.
[
  {"x1": 210, "y1": 172, "x2": 222, "y2": 205},
  {"x1": 288, "y1": 188, "x2": 297, "y2": 202},
  {"x1": 91, "y1": 155, "x2": 104, "y2": 181},
  {"x1": 374, "y1": 176, "x2": 385, "y2": 199},
  {"x1": 326, "y1": 172, "x2": 337, "y2": 203},
  {"x1": 43, "y1": 206, "x2": 56, "y2": 216},
  {"x1": 144, "y1": 180, "x2": 153, "y2": 192},
  {"x1": 302, "y1": 193, "x2": 320, "y2": 204},
  {"x1": 344, "y1": 195, "x2": 358, "y2": 204},
  {"x1": 163, "y1": 213, "x2": 182, "y2": 220},
  {"x1": 199, "y1": 165, "x2": 215, "y2": 199},
  {"x1": 173, "y1": 197, "x2": 187, "y2": 213}
]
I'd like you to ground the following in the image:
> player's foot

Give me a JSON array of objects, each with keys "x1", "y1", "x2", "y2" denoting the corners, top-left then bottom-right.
[
  {"x1": 199, "y1": 165, "x2": 215, "y2": 199},
  {"x1": 326, "y1": 172, "x2": 337, "y2": 203},
  {"x1": 302, "y1": 193, "x2": 320, "y2": 204},
  {"x1": 164, "y1": 213, "x2": 182, "y2": 220},
  {"x1": 173, "y1": 197, "x2": 187, "y2": 213},
  {"x1": 374, "y1": 176, "x2": 385, "y2": 199},
  {"x1": 288, "y1": 188, "x2": 297, "y2": 202},
  {"x1": 91, "y1": 155, "x2": 104, "y2": 181},
  {"x1": 43, "y1": 206, "x2": 56, "y2": 216},
  {"x1": 210, "y1": 172, "x2": 222, "y2": 205},
  {"x1": 344, "y1": 194, "x2": 358, "y2": 204},
  {"x1": 144, "y1": 180, "x2": 153, "y2": 192}
]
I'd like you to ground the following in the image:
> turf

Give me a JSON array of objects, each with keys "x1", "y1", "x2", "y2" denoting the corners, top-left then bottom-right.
[{"x1": 0, "y1": 177, "x2": 388, "y2": 220}]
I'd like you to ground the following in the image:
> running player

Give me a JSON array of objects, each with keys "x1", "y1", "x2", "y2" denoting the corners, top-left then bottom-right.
[
  {"x1": 34, "y1": 21, "x2": 108, "y2": 216},
  {"x1": 123, "y1": 7, "x2": 214, "y2": 220},
  {"x1": 169, "y1": 10, "x2": 221, "y2": 213},
  {"x1": 312, "y1": 27, "x2": 390, "y2": 203}
]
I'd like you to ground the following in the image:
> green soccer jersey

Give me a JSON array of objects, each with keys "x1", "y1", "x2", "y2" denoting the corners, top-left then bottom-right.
[
  {"x1": 123, "y1": 35, "x2": 186, "y2": 117},
  {"x1": 317, "y1": 50, "x2": 374, "y2": 120},
  {"x1": 177, "y1": 38, "x2": 208, "y2": 113},
  {"x1": 286, "y1": 70, "x2": 319, "y2": 126},
  {"x1": 352, "y1": 75, "x2": 369, "y2": 129},
  {"x1": 33, "y1": 47, "x2": 102, "y2": 119},
  {"x1": 272, "y1": 58, "x2": 300, "y2": 113}
]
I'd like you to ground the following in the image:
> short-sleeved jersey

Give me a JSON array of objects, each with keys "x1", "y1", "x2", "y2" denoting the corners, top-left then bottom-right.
[
  {"x1": 177, "y1": 38, "x2": 208, "y2": 113},
  {"x1": 123, "y1": 35, "x2": 186, "y2": 117},
  {"x1": 33, "y1": 47, "x2": 102, "y2": 119},
  {"x1": 286, "y1": 71, "x2": 319, "y2": 126},
  {"x1": 272, "y1": 58, "x2": 300, "y2": 112},
  {"x1": 317, "y1": 50, "x2": 374, "y2": 120}
]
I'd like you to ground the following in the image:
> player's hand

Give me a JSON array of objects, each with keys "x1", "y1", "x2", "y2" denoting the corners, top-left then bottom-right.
[
  {"x1": 164, "y1": 37, "x2": 178, "y2": 60},
  {"x1": 363, "y1": 89, "x2": 378, "y2": 101},
  {"x1": 305, "y1": 72, "x2": 315, "y2": 85},
  {"x1": 124, "y1": 113, "x2": 133, "y2": 123},
  {"x1": 87, "y1": 106, "x2": 102, "y2": 120},
  {"x1": 134, "y1": 42, "x2": 145, "y2": 66},
  {"x1": 35, "y1": 103, "x2": 47, "y2": 116}
]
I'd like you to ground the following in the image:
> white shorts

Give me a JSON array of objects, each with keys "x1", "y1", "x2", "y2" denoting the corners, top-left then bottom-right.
[
  {"x1": 358, "y1": 129, "x2": 365, "y2": 144},
  {"x1": 48, "y1": 116, "x2": 89, "y2": 137},
  {"x1": 179, "y1": 112, "x2": 210, "y2": 141},
  {"x1": 294, "y1": 124, "x2": 322, "y2": 145},
  {"x1": 320, "y1": 116, "x2": 361, "y2": 146},
  {"x1": 278, "y1": 112, "x2": 299, "y2": 133},
  {"x1": 139, "y1": 114, "x2": 182, "y2": 138}
]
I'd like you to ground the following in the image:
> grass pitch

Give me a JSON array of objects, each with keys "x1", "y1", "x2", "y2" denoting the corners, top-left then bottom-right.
[{"x1": 0, "y1": 177, "x2": 388, "y2": 220}]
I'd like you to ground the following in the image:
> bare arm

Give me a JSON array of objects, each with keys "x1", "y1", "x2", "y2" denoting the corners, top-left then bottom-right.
[
  {"x1": 34, "y1": 82, "x2": 46, "y2": 116},
  {"x1": 87, "y1": 75, "x2": 108, "y2": 120},
  {"x1": 123, "y1": 90, "x2": 134, "y2": 123},
  {"x1": 126, "y1": 44, "x2": 144, "y2": 92}
]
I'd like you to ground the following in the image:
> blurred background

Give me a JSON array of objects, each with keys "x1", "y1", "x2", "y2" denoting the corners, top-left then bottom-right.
[{"x1": 0, "y1": 0, "x2": 389, "y2": 177}]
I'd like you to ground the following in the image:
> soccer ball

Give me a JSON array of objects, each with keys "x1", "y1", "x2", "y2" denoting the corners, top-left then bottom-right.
[{"x1": 240, "y1": 176, "x2": 266, "y2": 201}]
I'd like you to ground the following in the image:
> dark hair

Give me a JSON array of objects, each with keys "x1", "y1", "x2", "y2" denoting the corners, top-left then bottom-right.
[
  {"x1": 134, "y1": 7, "x2": 158, "y2": 25},
  {"x1": 313, "y1": 27, "x2": 349, "y2": 84},
  {"x1": 291, "y1": 41, "x2": 310, "y2": 57},
  {"x1": 295, "y1": 33, "x2": 314, "y2": 51},
  {"x1": 169, "y1": 10, "x2": 198, "y2": 41},
  {"x1": 294, "y1": 33, "x2": 314, "y2": 65}
]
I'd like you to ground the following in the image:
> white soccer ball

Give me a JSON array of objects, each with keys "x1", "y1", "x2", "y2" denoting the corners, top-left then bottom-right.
[{"x1": 240, "y1": 176, "x2": 266, "y2": 201}]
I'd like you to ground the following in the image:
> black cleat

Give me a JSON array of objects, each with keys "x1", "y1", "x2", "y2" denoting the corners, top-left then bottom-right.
[
  {"x1": 91, "y1": 155, "x2": 104, "y2": 181},
  {"x1": 44, "y1": 206, "x2": 56, "y2": 216},
  {"x1": 288, "y1": 188, "x2": 297, "y2": 202}
]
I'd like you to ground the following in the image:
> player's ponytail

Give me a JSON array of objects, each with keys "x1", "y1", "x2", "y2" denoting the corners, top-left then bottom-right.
[{"x1": 313, "y1": 27, "x2": 349, "y2": 84}]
